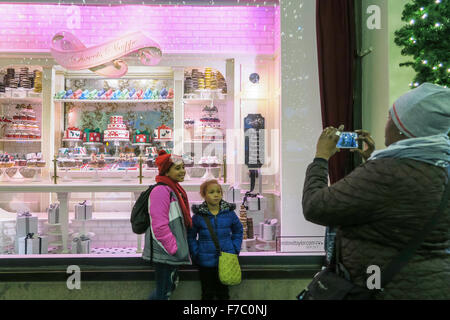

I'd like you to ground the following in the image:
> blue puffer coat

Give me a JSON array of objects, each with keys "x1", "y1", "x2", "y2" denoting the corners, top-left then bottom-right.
[{"x1": 187, "y1": 200, "x2": 243, "y2": 268}]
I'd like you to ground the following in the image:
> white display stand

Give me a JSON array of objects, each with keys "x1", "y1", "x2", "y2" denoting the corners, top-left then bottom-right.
[
  {"x1": 83, "y1": 142, "x2": 103, "y2": 155},
  {"x1": 201, "y1": 165, "x2": 217, "y2": 180},
  {"x1": 105, "y1": 139, "x2": 130, "y2": 157},
  {"x1": 241, "y1": 237, "x2": 256, "y2": 252},
  {"x1": 132, "y1": 142, "x2": 151, "y2": 156},
  {"x1": 0, "y1": 169, "x2": 10, "y2": 182},
  {"x1": 45, "y1": 222, "x2": 64, "y2": 253}
]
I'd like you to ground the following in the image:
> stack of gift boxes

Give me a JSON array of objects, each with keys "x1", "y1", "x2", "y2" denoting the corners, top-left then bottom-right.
[
  {"x1": 14, "y1": 211, "x2": 48, "y2": 254},
  {"x1": 226, "y1": 185, "x2": 268, "y2": 240},
  {"x1": 11, "y1": 201, "x2": 94, "y2": 255},
  {"x1": 71, "y1": 200, "x2": 93, "y2": 254}
]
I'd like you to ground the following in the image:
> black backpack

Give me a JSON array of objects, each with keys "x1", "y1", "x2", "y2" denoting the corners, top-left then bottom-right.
[{"x1": 130, "y1": 182, "x2": 166, "y2": 234}]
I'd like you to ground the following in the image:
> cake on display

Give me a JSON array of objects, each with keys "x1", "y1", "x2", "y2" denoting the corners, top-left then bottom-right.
[
  {"x1": 83, "y1": 129, "x2": 102, "y2": 143},
  {"x1": 153, "y1": 124, "x2": 173, "y2": 141},
  {"x1": 103, "y1": 116, "x2": 130, "y2": 141},
  {"x1": 199, "y1": 156, "x2": 220, "y2": 167},
  {"x1": 64, "y1": 127, "x2": 83, "y2": 141},
  {"x1": 132, "y1": 130, "x2": 151, "y2": 144},
  {"x1": 197, "y1": 105, "x2": 223, "y2": 140},
  {"x1": 3, "y1": 104, "x2": 41, "y2": 140},
  {"x1": 182, "y1": 154, "x2": 194, "y2": 167}
]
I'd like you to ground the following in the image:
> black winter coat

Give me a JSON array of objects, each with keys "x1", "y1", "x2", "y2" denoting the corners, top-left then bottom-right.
[{"x1": 302, "y1": 158, "x2": 449, "y2": 300}]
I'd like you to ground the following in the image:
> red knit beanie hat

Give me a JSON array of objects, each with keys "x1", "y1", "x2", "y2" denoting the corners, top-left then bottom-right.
[{"x1": 155, "y1": 150, "x2": 173, "y2": 175}]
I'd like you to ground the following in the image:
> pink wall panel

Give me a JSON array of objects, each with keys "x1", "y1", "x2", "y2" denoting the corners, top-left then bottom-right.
[{"x1": 0, "y1": 4, "x2": 277, "y2": 55}]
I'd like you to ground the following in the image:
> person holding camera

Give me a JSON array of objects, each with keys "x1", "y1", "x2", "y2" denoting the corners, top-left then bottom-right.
[{"x1": 301, "y1": 83, "x2": 449, "y2": 299}]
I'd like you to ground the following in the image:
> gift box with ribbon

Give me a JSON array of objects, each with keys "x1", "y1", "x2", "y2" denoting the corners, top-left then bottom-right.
[
  {"x1": 83, "y1": 128, "x2": 102, "y2": 142},
  {"x1": 244, "y1": 193, "x2": 267, "y2": 212},
  {"x1": 71, "y1": 234, "x2": 91, "y2": 254},
  {"x1": 17, "y1": 233, "x2": 48, "y2": 254},
  {"x1": 133, "y1": 130, "x2": 150, "y2": 143},
  {"x1": 16, "y1": 211, "x2": 38, "y2": 238},
  {"x1": 47, "y1": 203, "x2": 60, "y2": 225},
  {"x1": 74, "y1": 200, "x2": 92, "y2": 221},
  {"x1": 226, "y1": 186, "x2": 242, "y2": 204}
]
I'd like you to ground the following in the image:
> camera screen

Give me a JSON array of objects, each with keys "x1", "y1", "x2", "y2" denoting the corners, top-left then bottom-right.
[{"x1": 336, "y1": 132, "x2": 358, "y2": 149}]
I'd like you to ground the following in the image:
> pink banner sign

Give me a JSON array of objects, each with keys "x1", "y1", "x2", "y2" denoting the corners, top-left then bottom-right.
[{"x1": 51, "y1": 31, "x2": 162, "y2": 78}]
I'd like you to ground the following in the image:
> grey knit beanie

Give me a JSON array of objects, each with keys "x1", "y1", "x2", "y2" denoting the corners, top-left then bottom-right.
[{"x1": 389, "y1": 83, "x2": 450, "y2": 138}]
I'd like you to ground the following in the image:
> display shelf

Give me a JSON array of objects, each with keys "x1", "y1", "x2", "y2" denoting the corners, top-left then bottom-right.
[
  {"x1": 53, "y1": 99, "x2": 173, "y2": 103},
  {"x1": 184, "y1": 140, "x2": 225, "y2": 144},
  {"x1": 0, "y1": 139, "x2": 42, "y2": 142},
  {"x1": 62, "y1": 139, "x2": 83, "y2": 143},
  {"x1": 183, "y1": 99, "x2": 227, "y2": 105},
  {"x1": 0, "y1": 181, "x2": 229, "y2": 193},
  {"x1": 0, "y1": 97, "x2": 42, "y2": 104}
]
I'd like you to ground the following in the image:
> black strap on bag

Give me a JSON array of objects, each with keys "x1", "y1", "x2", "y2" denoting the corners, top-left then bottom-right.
[
  {"x1": 202, "y1": 216, "x2": 221, "y2": 255},
  {"x1": 300, "y1": 166, "x2": 449, "y2": 300}
]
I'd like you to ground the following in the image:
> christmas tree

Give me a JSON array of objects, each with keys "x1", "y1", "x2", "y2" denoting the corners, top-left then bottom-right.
[{"x1": 394, "y1": 0, "x2": 449, "y2": 88}]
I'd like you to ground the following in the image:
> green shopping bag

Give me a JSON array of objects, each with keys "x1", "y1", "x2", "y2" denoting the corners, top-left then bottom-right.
[
  {"x1": 202, "y1": 216, "x2": 242, "y2": 286},
  {"x1": 218, "y1": 251, "x2": 242, "y2": 286}
]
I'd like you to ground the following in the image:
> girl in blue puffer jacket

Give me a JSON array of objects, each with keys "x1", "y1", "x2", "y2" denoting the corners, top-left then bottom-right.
[{"x1": 188, "y1": 179, "x2": 243, "y2": 300}]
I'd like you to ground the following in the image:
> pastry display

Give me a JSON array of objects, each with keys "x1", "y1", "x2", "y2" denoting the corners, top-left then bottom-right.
[
  {"x1": 1, "y1": 67, "x2": 41, "y2": 92},
  {"x1": 183, "y1": 68, "x2": 227, "y2": 98},
  {"x1": 103, "y1": 116, "x2": 129, "y2": 141},
  {"x1": 199, "y1": 156, "x2": 220, "y2": 167},
  {"x1": 153, "y1": 124, "x2": 173, "y2": 141},
  {"x1": 182, "y1": 154, "x2": 194, "y2": 167},
  {"x1": 239, "y1": 205, "x2": 248, "y2": 240},
  {"x1": 88, "y1": 153, "x2": 106, "y2": 168},
  {"x1": 117, "y1": 153, "x2": 136, "y2": 168},
  {"x1": 2, "y1": 104, "x2": 40, "y2": 140},
  {"x1": 33, "y1": 70, "x2": 42, "y2": 93},
  {"x1": 0, "y1": 154, "x2": 15, "y2": 168},
  {"x1": 197, "y1": 105, "x2": 223, "y2": 140}
]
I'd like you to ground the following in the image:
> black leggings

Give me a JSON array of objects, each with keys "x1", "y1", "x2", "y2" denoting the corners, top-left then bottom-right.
[{"x1": 199, "y1": 266, "x2": 230, "y2": 300}]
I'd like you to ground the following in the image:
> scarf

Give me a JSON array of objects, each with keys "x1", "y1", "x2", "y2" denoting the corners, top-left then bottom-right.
[
  {"x1": 368, "y1": 134, "x2": 450, "y2": 167},
  {"x1": 155, "y1": 175, "x2": 192, "y2": 228}
]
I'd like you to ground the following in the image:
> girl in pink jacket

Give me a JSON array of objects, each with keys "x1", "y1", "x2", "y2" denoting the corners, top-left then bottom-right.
[{"x1": 143, "y1": 150, "x2": 192, "y2": 300}]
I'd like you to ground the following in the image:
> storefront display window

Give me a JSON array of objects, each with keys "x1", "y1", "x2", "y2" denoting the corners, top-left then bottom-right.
[{"x1": 0, "y1": 1, "x2": 323, "y2": 259}]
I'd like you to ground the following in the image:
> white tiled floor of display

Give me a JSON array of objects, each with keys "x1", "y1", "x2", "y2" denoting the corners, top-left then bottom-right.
[{"x1": 47, "y1": 247, "x2": 138, "y2": 255}]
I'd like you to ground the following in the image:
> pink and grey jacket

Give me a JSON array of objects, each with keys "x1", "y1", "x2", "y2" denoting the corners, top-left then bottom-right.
[{"x1": 142, "y1": 185, "x2": 191, "y2": 265}]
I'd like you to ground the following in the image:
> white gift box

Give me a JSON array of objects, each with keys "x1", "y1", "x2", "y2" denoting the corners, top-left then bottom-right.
[
  {"x1": 226, "y1": 186, "x2": 242, "y2": 203},
  {"x1": 74, "y1": 201, "x2": 92, "y2": 221},
  {"x1": 71, "y1": 236, "x2": 91, "y2": 254},
  {"x1": 16, "y1": 212, "x2": 38, "y2": 238},
  {"x1": 246, "y1": 195, "x2": 267, "y2": 211},
  {"x1": 47, "y1": 203, "x2": 60, "y2": 224},
  {"x1": 16, "y1": 234, "x2": 48, "y2": 254}
]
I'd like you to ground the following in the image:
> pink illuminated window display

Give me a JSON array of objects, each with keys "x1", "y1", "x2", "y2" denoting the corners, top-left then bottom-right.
[{"x1": 0, "y1": 1, "x2": 285, "y2": 259}]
